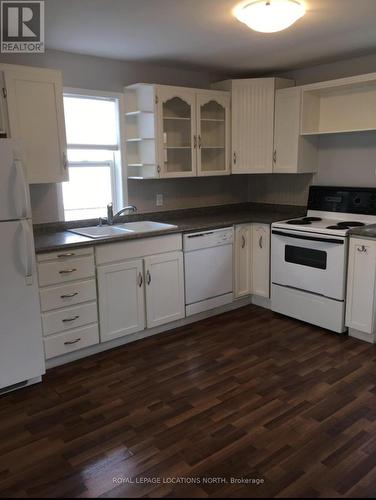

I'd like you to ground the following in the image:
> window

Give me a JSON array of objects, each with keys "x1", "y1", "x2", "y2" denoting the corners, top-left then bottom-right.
[{"x1": 62, "y1": 92, "x2": 122, "y2": 221}]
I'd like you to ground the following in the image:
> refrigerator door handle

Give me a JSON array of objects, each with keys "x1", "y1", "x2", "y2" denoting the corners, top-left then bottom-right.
[
  {"x1": 20, "y1": 220, "x2": 33, "y2": 285},
  {"x1": 15, "y1": 159, "x2": 30, "y2": 219}
]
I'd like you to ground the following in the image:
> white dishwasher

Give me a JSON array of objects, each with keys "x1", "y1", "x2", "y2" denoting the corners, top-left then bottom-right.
[{"x1": 183, "y1": 227, "x2": 234, "y2": 316}]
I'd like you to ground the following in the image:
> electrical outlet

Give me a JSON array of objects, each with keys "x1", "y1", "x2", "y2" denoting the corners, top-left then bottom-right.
[{"x1": 156, "y1": 194, "x2": 164, "y2": 207}]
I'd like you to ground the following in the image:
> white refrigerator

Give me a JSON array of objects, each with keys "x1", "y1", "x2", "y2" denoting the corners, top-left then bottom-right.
[{"x1": 0, "y1": 139, "x2": 45, "y2": 392}]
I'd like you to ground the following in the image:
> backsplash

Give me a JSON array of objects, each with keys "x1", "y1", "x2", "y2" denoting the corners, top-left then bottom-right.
[
  {"x1": 127, "y1": 175, "x2": 250, "y2": 213},
  {"x1": 248, "y1": 174, "x2": 313, "y2": 206}
]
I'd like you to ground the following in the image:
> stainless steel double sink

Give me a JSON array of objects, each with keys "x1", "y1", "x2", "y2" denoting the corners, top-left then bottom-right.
[{"x1": 69, "y1": 221, "x2": 178, "y2": 239}]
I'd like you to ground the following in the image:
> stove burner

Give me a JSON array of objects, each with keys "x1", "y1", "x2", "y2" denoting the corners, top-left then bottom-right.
[
  {"x1": 336, "y1": 221, "x2": 365, "y2": 227},
  {"x1": 286, "y1": 216, "x2": 322, "y2": 225},
  {"x1": 326, "y1": 221, "x2": 366, "y2": 230},
  {"x1": 304, "y1": 217, "x2": 322, "y2": 222}
]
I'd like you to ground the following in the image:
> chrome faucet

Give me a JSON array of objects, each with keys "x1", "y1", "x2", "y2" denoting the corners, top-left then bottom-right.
[{"x1": 106, "y1": 203, "x2": 137, "y2": 225}]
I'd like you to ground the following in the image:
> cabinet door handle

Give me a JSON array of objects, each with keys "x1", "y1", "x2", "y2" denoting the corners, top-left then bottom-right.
[
  {"x1": 62, "y1": 315, "x2": 80, "y2": 323},
  {"x1": 57, "y1": 252, "x2": 75, "y2": 258},
  {"x1": 64, "y1": 338, "x2": 81, "y2": 345},
  {"x1": 61, "y1": 292, "x2": 78, "y2": 299},
  {"x1": 63, "y1": 152, "x2": 68, "y2": 170},
  {"x1": 198, "y1": 135, "x2": 202, "y2": 149},
  {"x1": 146, "y1": 270, "x2": 151, "y2": 285},
  {"x1": 138, "y1": 272, "x2": 143, "y2": 287},
  {"x1": 193, "y1": 135, "x2": 197, "y2": 149},
  {"x1": 259, "y1": 235, "x2": 263, "y2": 249},
  {"x1": 273, "y1": 150, "x2": 277, "y2": 163},
  {"x1": 59, "y1": 268, "x2": 77, "y2": 274},
  {"x1": 233, "y1": 151, "x2": 237, "y2": 165},
  {"x1": 357, "y1": 245, "x2": 367, "y2": 253},
  {"x1": 241, "y1": 235, "x2": 246, "y2": 249}
]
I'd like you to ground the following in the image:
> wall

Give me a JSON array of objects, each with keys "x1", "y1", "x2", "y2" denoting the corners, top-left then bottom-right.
[
  {"x1": 0, "y1": 49, "x2": 229, "y2": 222},
  {"x1": 128, "y1": 176, "x2": 249, "y2": 213}
]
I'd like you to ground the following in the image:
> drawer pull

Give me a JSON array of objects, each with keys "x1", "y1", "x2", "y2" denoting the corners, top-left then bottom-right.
[
  {"x1": 59, "y1": 268, "x2": 77, "y2": 274},
  {"x1": 57, "y1": 252, "x2": 75, "y2": 258},
  {"x1": 62, "y1": 315, "x2": 80, "y2": 323},
  {"x1": 64, "y1": 338, "x2": 81, "y2": 345},
  {"x1": 60, "y1": 292, "x2": 78, "y2": 299}
]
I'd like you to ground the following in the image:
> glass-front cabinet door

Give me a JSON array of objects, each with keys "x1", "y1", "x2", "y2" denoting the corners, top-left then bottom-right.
[
  {"x1": 157, "y1": 87, "x2": 197, "y2": 177},
  {"x1": 196, "y1": 92, "x2": 230, "y2": 176}
]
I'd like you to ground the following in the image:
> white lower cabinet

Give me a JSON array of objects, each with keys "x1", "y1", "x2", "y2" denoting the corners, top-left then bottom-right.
[
  {"x1": 97, "y1": 259, "x2": 146, "y2": 343},
  {"x1": 144, "y1": 252, "x2": 185, "y2": 328},
  {"x1": 37, "y1": 247, "x2": 99, "y2": 359},
  {"x1": 251, "y1": 224, "x2": 270, "y2": 298},
  {"x1": 234, "y1": 225, "x2": 252, "y2": 297},
  {"x1": 96, "y1": 235, "x2": 185, "y2": 343},
  {"x1": 346, "y1": 238, "x2": 376, "y2": 342},
  {"x1": 234, "y1": 223, "x2": 270, "y2": 299}
]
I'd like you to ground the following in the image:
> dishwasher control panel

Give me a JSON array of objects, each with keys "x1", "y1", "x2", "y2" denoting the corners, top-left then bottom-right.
[{"x1": 183, "y1": 227, "x2": 234, "y2": 252}]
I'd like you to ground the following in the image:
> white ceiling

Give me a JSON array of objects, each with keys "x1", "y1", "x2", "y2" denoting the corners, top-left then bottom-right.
[{"x1": 45, "y1": 0, "x2": 376, "y2": 74}]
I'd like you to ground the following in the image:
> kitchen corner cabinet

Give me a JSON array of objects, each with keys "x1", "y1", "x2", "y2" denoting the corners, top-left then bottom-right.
[
  {"x1": 346, "y1": 238, "x2": 376, "y2": 342},
  {"x1": 213, "y1": 78, "x2": 293, "y2": 174},
  {"x1": 124, "y1": 83, "x2": 230, "y2": 179},
  {"x1": 274, "y1": 87, "x2": 318, "y2": 174},
  {"x1": 234, "y1": 223, "x2": 270, "y2": 298},
  {"x1": 0, "y1": 64, "x2": 68, "y2": 184}
]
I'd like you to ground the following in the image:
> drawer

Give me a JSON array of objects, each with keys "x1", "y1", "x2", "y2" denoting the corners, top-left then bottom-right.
[
  {"x1": 37, "y1": 246, "x2": 94, "y2": 263},
  {"x1": 96, "y1": 234, "x2": 182, "y2": 265},
  {"x1": 44, "y1": 324, "x2": 99, "y2": 359},
  {"x1": 39, "y1": 279, "x2": 97, "y2": 312},
  {"x1": 42, "y1": 301, "x2": 98, "y2": 336},
  {"x1": 38, "y1": 255, "x2": 95, "y2": 287}
]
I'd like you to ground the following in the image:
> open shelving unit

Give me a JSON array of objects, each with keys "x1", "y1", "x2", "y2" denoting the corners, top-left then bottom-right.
[
  {"x1": 301, "y1": 73, "x2": 376, "y2": 136},
  {"x1": 124, "y1": 84, "x2": 159, "y2": 179}
]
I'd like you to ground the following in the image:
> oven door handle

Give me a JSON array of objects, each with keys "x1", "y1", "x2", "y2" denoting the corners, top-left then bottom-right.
[{"x1": 272, "y1": 230, "x2": 345, "y2": 245}]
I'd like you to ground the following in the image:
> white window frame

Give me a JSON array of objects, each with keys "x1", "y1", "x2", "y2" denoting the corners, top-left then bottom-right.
[{"x1": 58, "y1": 87, "x2": 128, "y2": 221}]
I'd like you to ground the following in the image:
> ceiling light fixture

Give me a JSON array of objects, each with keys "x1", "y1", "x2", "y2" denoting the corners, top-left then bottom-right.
[{"x1": 233, "y1": 0, "x2": 306, "y2": 33}]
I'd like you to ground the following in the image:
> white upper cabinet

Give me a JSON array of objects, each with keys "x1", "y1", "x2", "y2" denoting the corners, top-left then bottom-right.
[
  {"x1": 2, "y1": 65, "x2": 68, "y2": 184},
  {"x1": 214, "y1": 78, "x2": 293, "y2": 174},
  {"x1": 196, "y1": 91, "x2": 230, "y2": 176},
  {"x1": 124, "y1": 83, "x2": 230, "y2": 179},
  {"x1": 157, "y1": 86, "x2": 197, "y2": 178},
  {"x1": 274, "y1": 87, "x2": 318, "y2": 174}
]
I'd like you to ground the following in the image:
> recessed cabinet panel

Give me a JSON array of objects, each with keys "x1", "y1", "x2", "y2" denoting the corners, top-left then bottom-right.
[
  {"x1": 234, "y1": 225, "x2": 252, "y2": 298},
  {"x1": 144, "y1": 251, "x2": 185, "y2": 329},
  {"x1": 97, "y1": 259, "x2": 146, "y2": 342},
  {"x1": 251, "y1": 224, "x2": 270, "y2": 298},
  {"x1": 3, "y1": 66, "x2": 68, "y2": 184},
  {"x1": 232, "y1": 79, "x2": 275, "y2": 174},
  {"x1": 346, "y1": 238, "x2": 376, "y2": 335}
]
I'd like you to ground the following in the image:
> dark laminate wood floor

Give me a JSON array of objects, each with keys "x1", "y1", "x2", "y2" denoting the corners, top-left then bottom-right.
[{"x1": 1, "y1": 305, "x2": 376, "y2": 498}]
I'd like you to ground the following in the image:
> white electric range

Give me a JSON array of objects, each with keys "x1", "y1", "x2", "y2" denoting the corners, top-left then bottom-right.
[{"x1": 271, "y1": 186, "x2": 376, "y2": 333}]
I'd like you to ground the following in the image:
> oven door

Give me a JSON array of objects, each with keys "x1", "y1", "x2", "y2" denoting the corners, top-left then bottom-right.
[{"x1": 271, "y1": 229, "x2": 347, "y2": 300}]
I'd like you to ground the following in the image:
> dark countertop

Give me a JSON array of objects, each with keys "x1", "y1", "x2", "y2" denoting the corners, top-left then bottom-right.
[
  {"x1": 349, "y1": 224, "x2": 376, "y2": 239},
  {"x1": 34, "y1": 203, "x2": 306, "y2": 254}
]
